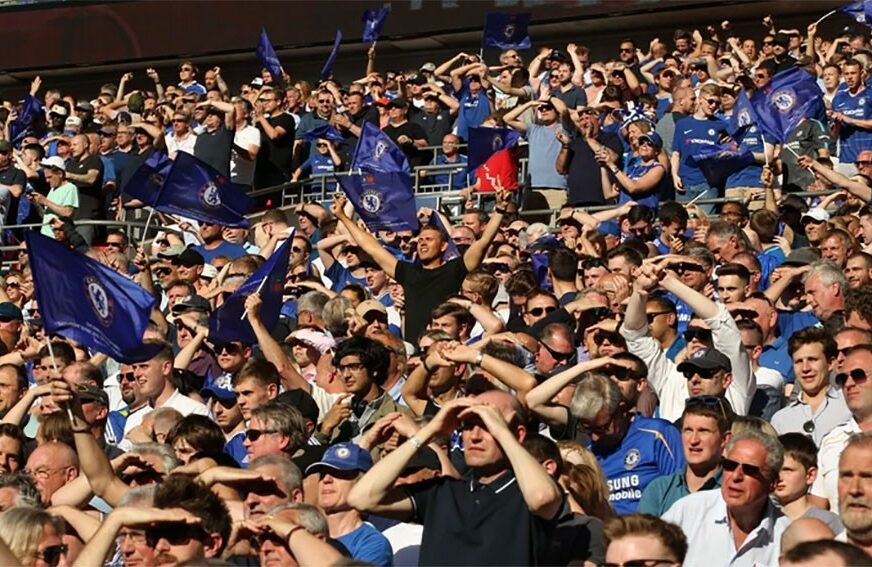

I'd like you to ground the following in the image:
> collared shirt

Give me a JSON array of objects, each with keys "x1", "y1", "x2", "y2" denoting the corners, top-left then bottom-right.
[
  {"x1": 118, "y1": 388, "x2": 211, "y2": 451},
  {"x1": 637, "y1": 466, "x2": 723, "y2": 517},
  {"x1": 811, "y1": 417, "x2": 862, "y2": 508},
  {"x1": 771, "y1": 387, "x2": 851, "y2": 446},
  {"x1": 758, "y1": 334, "x2": 794, "y2": 383},
  {"x1": 662, "y1": 489, "x2": 791, "y2": 567}
]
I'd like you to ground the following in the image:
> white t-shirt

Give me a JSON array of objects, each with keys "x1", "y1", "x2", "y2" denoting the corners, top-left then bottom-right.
[{"x1": 231, "y1": 124, "x2": 261, "y2": 185}]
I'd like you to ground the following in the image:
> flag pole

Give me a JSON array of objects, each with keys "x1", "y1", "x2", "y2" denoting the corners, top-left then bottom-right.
[
  {"x1": 239, "y1": 277, "x2": 270, "y2": 321},
  {"x1": 686, "y1": 188, "x2": 710, "y2": 207},
  {"x1": 139, "y1": 207, "x2": 156, "y2": 248},
  {"x1": 45, "y1": 336, "x2": 75, "y2": 421},
  {"x1": 813, "y1": 9, "x2": 838, "y2": 27}
]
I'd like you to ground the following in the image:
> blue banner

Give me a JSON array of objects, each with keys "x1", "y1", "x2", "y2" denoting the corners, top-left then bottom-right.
[
  {"x1": 303, "y1": 124, "x2": 346, "y2": 144},
  {"x1": 692, "y1": 142, "x2": 756, "y2": 189},
  {"x1": 482, "y1": 13, "x2": 532, "y2": 50},
  {"x1": 336, "y1": 172, "x2": 418, "y2": 232},
  {"x1": 256, "y1": 27, "x2": 284, "y2": 82},
  {"x1": 25, "y1": 232, "x2": 161, "y2": 363},
  {"x1": 468, "y1": 127, "x2": 521, "y2": 171},
  {"x1": 729, "y1": 89, "x2": 757, "y2": 139},
  {"x1": 122, "y1": 150, "x2": 172, "y2": 199},
  {"x1": 321, "y1": 29, "x2": 343, "y2": 80},
  {"x1": 427, "y1": 212, "x2": 460, "y2": 262},
  {"x1": 209, "y1": 238, "x2": 292, "y2": 344},
  {"x1": 841, "y1": 0, "x2": 872, "y2": 25},
  {"x1": 748, "y1": 67, "x2": 823, "y2": 143},
  {"x1": 362, "y1": 7, "x2": 390, "y2": 43},
  {"x1": 351, "y1": 122, "x2": 410, "y2": 174},
  {"x1": 153, "y1": 152, "x2": 251, "y2": 227}
]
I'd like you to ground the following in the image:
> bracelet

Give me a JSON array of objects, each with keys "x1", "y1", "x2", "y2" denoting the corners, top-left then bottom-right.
[
  {"x1": 408, "y1": 436, "x2": 424, "y2": 451},
  {"x1": 494, "y1": 207, "x2": 508, "y2": 215},
  {"x1": 610, "y1": 167, "x2": 620, "y2": 175},
  {"x1": 474, "y1": 352, "x2": 485, "y2": 366},
  {"x1": 422, "y1": 357, "x2": 434, "y2": 374},
  {"x1": 561, "y1": 144, "x2": 570, "y2": 149}
]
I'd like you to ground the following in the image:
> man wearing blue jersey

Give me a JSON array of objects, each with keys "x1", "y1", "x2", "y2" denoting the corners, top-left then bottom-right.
[
  {"x1": 572, "y1": 373, "x2": 685, "y2": 514},
  {"x1": 831, "y1": 59, "x2": 872, "y2": 176}
]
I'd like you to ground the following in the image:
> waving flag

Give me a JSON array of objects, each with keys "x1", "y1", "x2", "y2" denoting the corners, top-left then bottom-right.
[
  {"x1": 841, "y1": 0, "x2": 872, "y2": 25},
  {"x1": 256, "y1": 27, "x2": 284, "y2": 82},
  {"x1": 482, "y1": 13, "x2": 532, "y2": 50},
  {"x1": 9, "y1": 95, "x2": 44, "y2": 144},
  {"x1": 303, "y1": 124, "x2": 346, "y2": 144},
  {"x1": 362, "y1": 7, "x2": 390, "y2": 43},
  {"x1": 126, "y1": 152, "x2": 251, "y2": 227},
  {"x1": 26, "y1": 232, "x2": 161, "y2": 363},
  {"x1": 427, "y1": 212, "x2": 460, "y2": 262},
  {"x1": 351, "y1": 122, "x2": 410, "y2": 174},
  {"x1": 692, "y1": 142, "x2": 756, "y2": 189},
  {"x1": 209, "y1": 238, "x2": 292, "y2": 344},
  {"x1": 337, "y1": 172, "x2": 418, "y2": 232},
  {"x1": 321, "y1": 29, "x2": 343, "y2": 80},
  {"x1": 748, "y1": 67, "x2": 823, "y2": 143},
  {"x1": 729, "y1": 89, "x2": 757, "y2": 138},
  {"x1": 468, "y1": 127, "x2": 521, "y2": 171}
]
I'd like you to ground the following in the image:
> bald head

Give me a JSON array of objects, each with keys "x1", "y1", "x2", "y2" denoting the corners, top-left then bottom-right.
[
  {"x1": 780, "y1": 517, "x2": 835, "y2": 556},
  {"x1": 475, "y1": 390, "x2": 526, "y2": 430}
]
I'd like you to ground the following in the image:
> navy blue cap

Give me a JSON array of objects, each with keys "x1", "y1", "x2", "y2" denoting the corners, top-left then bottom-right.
[{"x1": 306, "y1": 442, "x2": 373, "y2": 474}]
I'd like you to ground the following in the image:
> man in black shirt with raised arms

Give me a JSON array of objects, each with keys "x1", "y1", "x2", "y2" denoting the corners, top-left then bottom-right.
[
  {"x1": 65, "y1": 133, "x2": 104, "y2": 244},
  {"x1": 330, "y1": 190, "x2": 509, "y2": 341}
]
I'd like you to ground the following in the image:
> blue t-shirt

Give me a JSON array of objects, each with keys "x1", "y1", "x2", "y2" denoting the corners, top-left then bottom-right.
[
  {"x1": 337, "y1": 522, "x2": 393, "y2": 566},
  {"x1": 656, "y1": 96, "x2": 672, "y2": 120},
  {"x1": 725, "y1": 125, "x2": 764, "y2": 189},
  {"x1": 620, "y1": 158, "x2": 663, "y2": 210},
  {"x1": 224, "y1": 431, "x2": 247, "y2": 467},
  {"x1": 455, "y1": 84, "x2": 490, "y2": 141},
  {"x1": 759, "y1": 334, "x2": 794, "y2": 384},
  {"x1": 672, "y1": 115, "x2": 729, "y2": 186},
  {"x1": 832, "y1": 87, "x2": 872, "y2": 162},
  {"x1": 590, "y1": 416, "x2": 685, "y2": 515},
  {"x1": 299, "y1": 152, "x2": 338, "y2": 191},
  {"x1": 427, "y1": 154, "x2": 471, "y2": 190},
  {"x1": 193, "y1": 241, "x2": 248, "y2": 263},
  {"x1": 526, "y1": 123, "x2": 568, "y2": 190}
]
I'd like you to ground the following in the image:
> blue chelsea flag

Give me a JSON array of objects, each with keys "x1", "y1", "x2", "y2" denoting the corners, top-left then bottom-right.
[
  {"x1": 748, "y1": 67, "x2": 822, "y2": 143},
  {"x1": 351, "y1": 122, "x2": 410, "y2": 174},
  {"x1": 256, "y1": 27, "x2": 284, "y2": 82},
  {"x1": 337, "y1": 172, "x2": 418, "y2": 232},
  {"x1": 26, "y1": 232, "x2": 161, "y2": 363},
  {"x1": 362, "y1": 7, "x2": 390, "y2": 43},
  {"x1": 321, "y1": 30, "x2": 343, "y2": 80},
  {"x1": 209, "y1": 237, "x2": 293, "y2": 344},
  {"x1": 692, "y1": 142, "x2": 756, "y2": 190},
  {"x1": 482, "y1": 13, "x2": 531, "y2": 50},
  {"x1": 468, "y1": 127, "x2": 521, "y2": 171},
  {"x1": 841, "y1": 0, "x2": 872, "y2": 25}
]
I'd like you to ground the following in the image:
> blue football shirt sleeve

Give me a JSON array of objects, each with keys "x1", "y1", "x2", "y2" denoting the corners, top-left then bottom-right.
[{"x1": 656, "y1": 422, "x2": 686, "y2": 475}]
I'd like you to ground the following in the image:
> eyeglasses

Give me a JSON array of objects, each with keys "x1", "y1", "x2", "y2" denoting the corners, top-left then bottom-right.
[
  {"x1": 602, "y1": 559, "x2": 678, "y2": 567},
  {"x1": 172, "y1": 118, "x2": 187, "y2": 124},
  {"x1": 684, "y1": 327, "x2": 713, "y2": 344},
  {"x1": 540, "y1": 341, "x2": 575, "y2": 363},
  {"x1": 106, "y1": 241, "x2": 124, "y2": 249},
  {"x1": 722, "y1": 457, "x2": 767, "y2": 479},
  {"x1": 244, "y1": 428, "x2": 280, "y2": 442},
  {"x1": 337, "y1": 361, "x2": 366, "y2": 373},
  {"x1": 836, "y1": 368, "x2": 870, "y2": 388},
  {"x1": 318, "y1": 99, "x2": 333, "y2": 104},
  {"x1": 145, "y1": 524, "x2": 206, "y2": 548},
  {"x1": 397, "y1": 235, "x2": 414, "y2": 243},
  {"x1": 646, "y1": 311, "x2": 670, "y2": 323},
  {"x1": 527, "y1": 306, "x2": 557, "y2": 317},
  {"x1": 35, "y1": 544, "x2": 68, "y2": 567},
  {"x1": 215, "y1": 343, "x2": 243, "y2": 355},
  {"x1": 856, "y1": 160, "x2": 872, "y2": 167},
  {"x1": 25, "y1": 466, "x2": 63, "y2": 480},
  {"x1": 120, "y1": 372, "x2": 136, "y2": 383}
]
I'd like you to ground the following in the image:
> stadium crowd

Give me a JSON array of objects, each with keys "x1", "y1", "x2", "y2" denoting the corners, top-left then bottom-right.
[{"x1": 0, "y1": 5, "x2": 872, "y2": 567}]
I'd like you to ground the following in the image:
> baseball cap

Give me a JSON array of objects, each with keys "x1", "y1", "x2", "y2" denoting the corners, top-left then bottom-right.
[
  {"x1": 172, "y1": 248, "x2": 205, "y2": 267},
  {"x1": 356, "y1": 299, "x2": 387, "y2": 319},
  {"x1": 200, "y1": 370, "x2": 236, "y2": 402},
  {"x1": 157, "y1": 244, "x2": 186, "y2": 260},
  {"x1": 677, "y1": 348, "x2": 732, "y2": 374},
  {"x1": 0, "y1": 302, "x2": 22, "y2": 320},
  {"x1": 201, "y1": 264, "x2": 219, "y2": 280},
  {"x1": 49, "y1": 104, "x2": 68, "y2": 117},
  {"x1": 306, "y1": 442, "x2": 373, "y2": 475},
  {"x1": 275, "y1": 389, "x2": 320, "y2": 426},
  {"x1": 287, "y1": 328, "x2": 336, "y2": 355},
  {"x1": 77, "y1": 384, "x2": 109, "y2": 406},
  {"x1": 171, "y1": 295, "x2": 212, "y2": 315},
  {"x1": 98, "y1": 125, "x2": 117, "y2": 136},
  {"x1": 407, "y1": 75, "x2": 427, "y2": 86},
  {"x1": 250, "y1": 77, "x2": 264, "y2": 87},
  {"x1": 419, "y1": 62, "x2": 436, "y2": 73},
  {"x1": 75, "y1": 101, "x2": 94, "y2": 112},
  {"x1": 781, "y1": 247, "x2": 821, "y2": 267},
  {"x1": 65, "y1": 116, "x2": 82, "y2": 129},
  {"x1": 773, "y1": 32, "x2": 791, "y2": 48},
  {"x1": 40, "y1": 156, "x2": 66, "y2": 171},
  {"x1": 638, "y1": 132, "x2": 663, "y2": 149},
  {"x1": 800, "y1": 208, "x2": 830, "y2": 224},
  {"x1": 597, "y1": 221, "x2": 621, "y2": 237},
  {"x1": 387, "y1": 97, "x2": 408, "y2": 109}
]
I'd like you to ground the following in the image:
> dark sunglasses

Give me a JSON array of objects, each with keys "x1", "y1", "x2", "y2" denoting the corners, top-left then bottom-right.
[
  {"x1": 681, "y1": 367, "x2": 720, "y2": 380},
  {"x1": 483, "y1": 262, "x2": 510, "y2": 274},
  {"x1": 120, "y1": 372, "x2": 136, "y2": 383},
  {"x1": 363, "y1": 312, "x2": 388, "y2": 325},
  {"x1": 604, "y1": 365, "x2": 639, "y2": 381},
  {"x1": 731, "y1": 309, "x2": 759, "y2": 322},
  {"x1": 145, "y1": 524, "x2": 206, "y2": 548},
  {"x1": 581, "y1": 258, "x2": 607, "y2": 271},
  {"x1": 316, "y1": 143, "x2": 329, "y2": 148},
  {"x1": 5, "y1": 282, "x2": 19, "y2": 288},
  {"x1": 212, "y1": 395, "x2": 238, "y2": 409},
  {"x1": 35, "y1": 544, "x2": 68, "y2": 567},
  {"x1": 397, "y1": 235, "x2": 414, "y2": 243},
  {"x1": 245, "y1": 428, "x2": 279, "y2": 442},
  {"x1": 215, "y1": 343, "x2": 243, "y2": 355},
  {"x1": 105, "y1": 241, "x2": 125, "y2": 249},
  {"x1": 646, "y1": 311, "x2": 670, "y2": 323},
  {"x1": 619, "y1": 47, "x2": 634, "y2": 53},
  {"x1": 836, "y1": 368, "x2": 870, "y2": 388},
  {"x1": 527, "y1": 306, "x2": 557, "y2": 317},
  {"x1": 722, "y1": 457, "x2": 767, "y2": 479},
  {"x1": 153, "y1": 267, "x2": 172, "y2": 276},
  {"x1": 593, "y1": 331, "x2": 624, "y2": 346},
  {"x1": 762, "y1": 41, "x2": 774, "y2": 46},
  {"x1": 856, "y1": 160, "x2": 872, "y2": 167},
  {"x1": 540, "y1": 341, "x2": 575, "y2": 362},
  {"x1": 684, "y1": 327, "x2": 713, "y2": 344}
]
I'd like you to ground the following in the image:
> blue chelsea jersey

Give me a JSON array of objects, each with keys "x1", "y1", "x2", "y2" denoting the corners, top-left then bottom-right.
[
  {"x1": 590, "y1": 416, "x2": 685, "y2": 515},
  {"x1": 832, "y1": 88, "x2": 872, "y2": 162}
]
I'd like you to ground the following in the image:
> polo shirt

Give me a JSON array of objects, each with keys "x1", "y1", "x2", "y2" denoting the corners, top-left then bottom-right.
[
  {"x1": 663, "y1": 489, "x2": 791, "y2": 567},
  {"x1": 406, "y1": 471, "x2": 558, "y2": 566},
  {"x1": 771, "y1": 387, "x2": 851, "y2": 446},
  {"x1": 758, "y1": 335, "x2": 793, "y2": 383},
  {"x1": 637, "y1": 466, "x2": 722, "y2": 517},
  {"x1": 336, "y1": 522, "x2": 393, "y2": 567},
  {"x1": 811, "y1": 417, "x2": 862, "y2": 509}
]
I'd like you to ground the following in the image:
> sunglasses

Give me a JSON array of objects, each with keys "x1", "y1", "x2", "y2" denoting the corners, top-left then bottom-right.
[
  {"x1": 291, "y1": 246, "x2": 305, "y2": 254},
  {"x1": 35, "y1": 544, "x2": 68, "y2": 567},
  {"x1": 685, "y1": 395, "x2": 729, "y2": 419},
  {"x1": 619, "y1": 48, "x2": 634, "y2": 53},
  {"x1": 105, "y1": 241, "x2": 125, "y2": 249},
  {"x1": 5, "y1": 282, "x2": 19, "y2": 288},
  {"x1": 120, "y1": 371, "x2": 136, "y2": 383},
  {"x1": 729, "y1": 309, "x2": 758, "y2": 321},
  {"x1": 604, "y1": 365, "x2": 639, "y2": 381},
  {"x1": 646, "y1": 311, "x2": 670, "y2": 323},
  {"x1": 593, "y1": 331, "x2": 624, "y2": 346},
  {"x1": 527, "y1": 306, "x2": 557, "y2": 317},
  {"x1": 363, "y1": 312, "x2": 388, "y2": 325},
  {"x1": 540, "y1": 341, "x2": 575, "y2": 362},
  {"x1": 245, "y1": 428, "x2": 280, "y2": 442},
  {"x1": 153, "y1": 267, "x2": 172, "y2": 276},
  {"x1": 856, "y1": 160, "x2": 872, "y2": 167},
  {"x1": 215, "y1": 343, "x2": 243, "y2": 355},
  {"x1": 602, "y1": 561, "x2": 678, "y2": 567},
  {"x1": 681, "y1": 367, "x2": 720, "y2": 380},
  {"x1": 483, "y1": 262, "x2": 510, "y2": 274},
  {"x1": 722, "y1": 457, "x2": 767, "y2": 479},
  {"x1": 316, "y1": 143, "x2": 329, "y2": 148},
  {"x1": 835, "y1": 368, "x2": 870, "y2": 388},
  {"x1": 145, "y1": 524, "x2": 206, "y2": 548},
  {"x1": 684, "y1": 327, "x2": 713, "y2": 344},
  {"x1": 762, "y1": 41, "x2": 774, "y2": 46},
  {"x1": 397, "y1": 235, "x2": 414, "y2": 243},
  {"x1": 539, "y1": 106, "x2": 555, "y2": 112}
]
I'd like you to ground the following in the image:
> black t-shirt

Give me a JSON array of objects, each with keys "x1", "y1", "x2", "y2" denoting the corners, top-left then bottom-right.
[
  {"x1": 544, "y1": 504, "x2": 605, "y2": 566},
  {"x1": 67, "y1": 154, "x2": 104, "y2": 219},
  {"x1": 566, "y1": 132, "x2": 624, "y2": 206},
  {"x1": 552, "y1": 85, "x2": 588, "y2": 110},
  {"x1": 194, "y1": 125, "x2": 234, "y2": 177},
  {"x1": 406, "y1": 471, "x2": 559, "y2": 566},
  {"x1": 255, "y1": 113, "x2": 296, "y2": 186},
  {"x1": 0, "y1": 165, "x2": 26, "y2": 225},
  {"x1": 410, "y1": 108, "x2": 454, "y2": 146},
  {"x1": 383, "y1": 120, "x2": 429, "y2": 168},
  {"x1": 394, "y1": 257, "x2": 467, "y2": 341},
  {"x1": 292, "y1": 444, "x2": 327, "y2": 477}
]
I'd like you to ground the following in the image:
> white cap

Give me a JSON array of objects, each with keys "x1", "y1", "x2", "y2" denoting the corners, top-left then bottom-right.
[
  {"x1": 49, "y1": 104, "x2": 68, "y2": 117},
  {"x1": 800, "y1": 208, "x2": 830, "y2": 223},
  {"x1": 250, "y1": 77, "x2": 264, "y2": 87},
  {"x1": 65, "y1": 116, "x2": 82, "y2": 128},
  {"x1": 201, "y1": 264, "x2": 219, "y2": 279},
  {"x1": 40, "y1": 156, "x2": 66, "y2": 172}
]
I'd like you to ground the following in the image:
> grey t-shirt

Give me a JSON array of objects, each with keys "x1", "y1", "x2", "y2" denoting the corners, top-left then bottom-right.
[{"x1": 526, "y1": 122, "x2": 568, "y2": 190}]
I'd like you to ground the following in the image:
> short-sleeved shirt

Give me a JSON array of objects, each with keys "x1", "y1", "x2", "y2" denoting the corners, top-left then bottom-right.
[
  {"x1": 67, "y1": 154, "x2": 104, "y2": 220},
  {"x1": 565, "y1": 132, "x2": 624, "y2": 205},
  {"x1": 336, "y1": 522, "x2": 393, "y2": 567},
  {"x1": 41, "y1": 181, "x2": 79, "y2": 237},
  {"x1": 526, "y1": 123, "x2": 568, "y2": 190},
  {"x1": 620, "y1": 158, "x2": 663, "y2": 210},
  {"x1": 832, "y1": 87, "x2": 872, "y2": 162},
  {"x1": 383, "y1": 121, "x2": 429, "y2": 168},
  {"x1": 771, "y1": 388, "x2": 852, "y2": 446},
  {"x1": 406, "y1": 472, "x2": 558, "y2": 566},
  {"x1": 0, "y1": 165, "x2": 26, "y2": 226},
  {"x1": 394, "y1": 257, "x2": 467, "y2": 341},
  {"x1": 455, "y1": 86, "x2": 491, "y2": 141},
  {"x1": 194, "y1": 125, "x2": 234, "y2": 177},
  {"x1": 780, "y1": 119, "x2": 830, "y2": 192},
  {"x1": 811, "y1": 417, "x2": 861, "y2": 508},
  {"x1": 255, "y1": 112, "x2": 296, "y2": 187},
  {"x1": 637, "y1": 467, "x2": 722, "y2": 517},
  {"x1": 672, "y1": 115, "x2": 729, "y2": 187},
  {"x1": 230, "y1": 124, "x2": 261, "y2": 186},
  {"x1": 590, "y1": 415, "x2": 686, "y2": 514},
  {"x1": 410, "y1": 108, "x2": 454, "y2": 146},
  {"x1": 426, "y1": 154, "x2": 469, "y2": 190},
  {"x1": 552, "y1": 84, "x2": 588, "y2": 110}
]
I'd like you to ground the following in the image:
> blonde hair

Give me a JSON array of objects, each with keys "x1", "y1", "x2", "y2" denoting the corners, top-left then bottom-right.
[
  {"x1": 562, "y1": 462, "x2": 614, "y2": 522},
  {"x1": 0, "y1": 507, "x2": 62, "y2": 567}
]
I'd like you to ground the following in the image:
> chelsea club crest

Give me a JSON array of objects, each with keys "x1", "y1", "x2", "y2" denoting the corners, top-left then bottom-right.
[
  {"x1": 360, "y1": 190, "x2": 384, "y2": 214},
  {"x1": 199, "y1": 182, "x2": 222, "y2": 209},
  {"x1": 772, "y1": 88, "x2": 797, "y2": 113},
  {"x1": 374, "y1": 141, "x2": 388, "y2": 161},
  {"x1": 84, "y1": 276, "x2": 113, "y2": 326},
  {"x1": 503, "y1": 24, "x2": 515, "y2": 40},
  {"x1": 492, "y1": 135, "x2": 503, "y2": 152},
  {"x1": 624, "y1": 448, "x2": 641, "y2": 470}
]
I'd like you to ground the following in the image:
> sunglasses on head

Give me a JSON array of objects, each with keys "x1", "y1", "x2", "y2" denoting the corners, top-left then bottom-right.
[
  {"x1": 527, "y1": 305, "x2": 557, "y2": 317},
  {"x1": 684, "y1": 327, "x2": 713, "y2": 344},
  {"x1": 685, "y1": 395, "x2": 729, "y2": 419},
  {"x1": 722, "y1": 457, "x2": 767, "y2": 479},
  {"x1": 836, "y1": 368, "x2": 870, "y2": 388}
]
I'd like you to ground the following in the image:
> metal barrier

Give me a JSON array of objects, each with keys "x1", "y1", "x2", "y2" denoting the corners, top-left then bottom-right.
[{"x1": 0, "y1": 219, "x2": 184, "y2": 254}]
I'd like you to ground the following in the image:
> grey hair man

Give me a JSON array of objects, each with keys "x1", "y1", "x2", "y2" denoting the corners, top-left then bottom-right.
[{"x1": 803, "y1": 260, "x2": 848, "y2": 335}]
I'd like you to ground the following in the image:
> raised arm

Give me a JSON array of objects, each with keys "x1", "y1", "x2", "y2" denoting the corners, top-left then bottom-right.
[
  {"x1": 799, "y1": 155, "x2": 872, "y2": 202},
  {"x1": 525, "y1": 357, "x2": 615, "y2": 428},
  {"x1": 244, "y1": 293, "x2": 311, "y2": 393},
  {"x1": 443, "y1": 342, "x2": 536, "y2": 397},
  {"x1": 331, "y1": 193, "x2": 399, "y2": 278},
  {"x1": 462, "y1": 189, "x2": 509, "y2": 271},
  {"x1": 503, "y1": 99, "x2": 537, "y2": 133}
]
